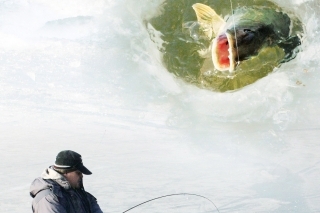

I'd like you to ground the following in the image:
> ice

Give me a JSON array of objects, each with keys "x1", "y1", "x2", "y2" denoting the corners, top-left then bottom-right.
[{"x1": 0, "y1": 0, "x2": 320, "y2": 212}]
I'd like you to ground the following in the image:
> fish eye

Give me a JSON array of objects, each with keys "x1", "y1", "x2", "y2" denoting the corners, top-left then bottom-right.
[{"x1": 239, "y1": 29, "x2": 255, "y2": 44}]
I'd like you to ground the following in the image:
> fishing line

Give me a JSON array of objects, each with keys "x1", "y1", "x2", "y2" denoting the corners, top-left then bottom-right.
[
  {"x1": 122, "y1": 193, "x2": 220, "y2": 213},
  {"x1": 229, "y1": 0, "x2": 240, "y2": 65}
]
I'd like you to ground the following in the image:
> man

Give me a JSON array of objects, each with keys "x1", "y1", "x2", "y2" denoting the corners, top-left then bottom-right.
[{"x1": 30, "y1": 150, "x2": 103, "y2": 213}]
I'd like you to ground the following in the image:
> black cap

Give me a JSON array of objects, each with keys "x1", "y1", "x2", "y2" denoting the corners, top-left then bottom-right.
[{"x1": 54, "y1": 150, "x2": 92, "y2": 175}]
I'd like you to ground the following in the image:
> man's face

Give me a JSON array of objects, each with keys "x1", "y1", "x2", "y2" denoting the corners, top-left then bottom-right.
[{"x1": 64, "y1": 170, "x2": 83, "y2": 189}]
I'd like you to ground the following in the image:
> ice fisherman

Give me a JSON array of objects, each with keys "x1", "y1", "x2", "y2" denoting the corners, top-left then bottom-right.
[{"x1": 29, "y1": 150, "x2": 103, "y2": 213}]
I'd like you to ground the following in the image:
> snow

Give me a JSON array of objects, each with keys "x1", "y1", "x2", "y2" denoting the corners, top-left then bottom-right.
[{"x1": 0, "y1": 0, "x2": 320, "y2": 212}]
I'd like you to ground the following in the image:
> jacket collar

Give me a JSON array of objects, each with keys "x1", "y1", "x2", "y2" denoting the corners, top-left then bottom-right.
[{"x1": 41, "y1": 166, "x2": 72, "y2": 190}]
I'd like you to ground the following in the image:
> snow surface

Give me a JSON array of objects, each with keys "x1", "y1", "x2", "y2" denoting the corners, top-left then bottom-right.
[{"x1": 0, "y1": 0, "x2": 320, "y2": 212}]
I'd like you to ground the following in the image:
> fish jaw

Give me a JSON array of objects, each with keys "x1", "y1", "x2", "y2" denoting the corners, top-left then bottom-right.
[{"x1": 212, "y1": 32, "x2": 236, "y2": 72}]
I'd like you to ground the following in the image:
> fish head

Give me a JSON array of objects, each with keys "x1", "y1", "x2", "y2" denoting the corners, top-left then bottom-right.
[
  {"x1": 192, "y1": 3, "x2": 293, "y2": 73},
  {"x1": 212, "y1": 22, "x2": 274, "y2": 72}
]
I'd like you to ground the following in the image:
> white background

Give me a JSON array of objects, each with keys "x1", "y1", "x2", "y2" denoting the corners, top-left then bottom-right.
[{"x1": 0, "y1": 0, "x2": 319, "y2": 212}]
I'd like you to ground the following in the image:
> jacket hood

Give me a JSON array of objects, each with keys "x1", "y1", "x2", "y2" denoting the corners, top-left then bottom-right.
[{"x1": 30, "y1": 166, "x2": 71, "y2": 197}]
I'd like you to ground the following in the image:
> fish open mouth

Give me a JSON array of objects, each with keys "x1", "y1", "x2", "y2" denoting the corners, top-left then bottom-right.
[{"x1": 212, "y1": 33, "x2": 236, "y2": 72}]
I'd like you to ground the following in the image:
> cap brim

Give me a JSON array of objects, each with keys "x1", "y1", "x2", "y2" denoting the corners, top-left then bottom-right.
[{"x1": 77, "y1": 164, "x2": 92, "y2": 175}]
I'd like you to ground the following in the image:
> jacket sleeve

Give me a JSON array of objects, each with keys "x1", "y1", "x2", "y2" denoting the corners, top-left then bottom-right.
[
  {"x1": 32, "y1": 192, "x2": 68, "y2": 213},
  {"x1": 87, "y1": 192, "x2": 103, "y2": 213}
]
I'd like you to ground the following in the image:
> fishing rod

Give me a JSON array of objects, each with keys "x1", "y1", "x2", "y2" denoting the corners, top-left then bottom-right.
[{"x1": 122, "y1": 193, "x2": 220, "y2": 213}]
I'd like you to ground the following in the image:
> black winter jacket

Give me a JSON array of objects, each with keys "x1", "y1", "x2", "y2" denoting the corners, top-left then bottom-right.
[{"x1": 30, "y1": 167, "x2": 103, "y2": 213}]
